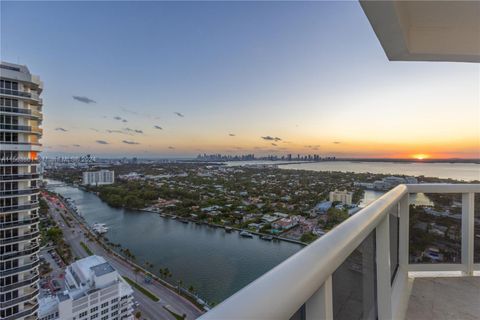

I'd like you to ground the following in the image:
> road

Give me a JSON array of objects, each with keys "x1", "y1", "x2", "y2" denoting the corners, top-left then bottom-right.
[{"x1": 43, "y1": 193, "x2": 204, "y2": 320}]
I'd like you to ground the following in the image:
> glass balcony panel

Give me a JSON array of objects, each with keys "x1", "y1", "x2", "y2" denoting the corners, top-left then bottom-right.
[
  {"x1": 475, "y1": 193, "x2": 480, "y2": 263},
  {"x1": 389, "y1": 209, "x2": 399, "y2": 282},
  {"x1": 409, "y1": 193, "x2": 462, "y2": 264},
  {"x1": 289, "y1": 304, "x2": 305, "y2": 320},
  {"x1": 332, "y1": 231, "x2": 376, "y2": 320}
]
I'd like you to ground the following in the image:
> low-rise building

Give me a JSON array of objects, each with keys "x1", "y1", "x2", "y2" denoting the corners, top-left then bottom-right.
[
  {"x1": 311, "y1": 201, "x2": 332, "y2": 216},
  {"x1": 272, "y1": 218, "x2": 297, "y2": 231},
  {"x1": 329, "y1": 190, "x2": 353, "y2": 205},
  {"x1": 38, "y1": 255, "x2": 134, "y2": 320},
  {"x1": 83, "y1": 170, "x2": 115, "y2": 185}
]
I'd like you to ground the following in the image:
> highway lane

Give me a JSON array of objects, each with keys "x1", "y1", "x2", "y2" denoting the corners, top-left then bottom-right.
[{"x1": 44, "y1": 195, "x2": 204, "y2": 320}]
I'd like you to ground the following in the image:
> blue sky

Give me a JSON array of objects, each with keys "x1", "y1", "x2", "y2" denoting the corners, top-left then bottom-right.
[{"x1": 1, "y1": 1, "x2": 478, "y2": 158}]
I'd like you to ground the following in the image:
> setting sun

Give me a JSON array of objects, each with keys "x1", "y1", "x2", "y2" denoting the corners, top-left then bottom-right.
[{"x1": 412, "y1": 154, "x2": 429, "y2": 160}]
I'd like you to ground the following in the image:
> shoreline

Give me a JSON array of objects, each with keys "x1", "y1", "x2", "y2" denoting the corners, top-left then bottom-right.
[{"x1": 139, "y1": 209, "x2": 309, "y2": 246}]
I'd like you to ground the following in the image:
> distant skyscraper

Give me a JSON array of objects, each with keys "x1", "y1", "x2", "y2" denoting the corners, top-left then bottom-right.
[{"x1": 0, "y1": 62, "x2": 43, "y2": 320}]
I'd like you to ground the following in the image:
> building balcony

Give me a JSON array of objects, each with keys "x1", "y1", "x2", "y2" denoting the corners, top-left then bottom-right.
[
  {"x1": 0, "y1": 188, "x2": 40, "y2": 198},
  {"x1": 199, "y1": 184, "x2": 480, "y2": 320},
  {"x1": 0, "y1": 173, "x2": 40, "y2": 181},
  {"x1": 0, "y1": 202, "x2": 39, "y2": 213},
  {"x1": 0, "y1": 215, "x2": 40, "y2": 228},
  {"x1": 0, "y1": 124, "x2": 43, "y2": 136},
  {"x1": 0, "y1": 273, "x2": 39, "y2": 293},
  {"x1": 0, "y1": 159, "x2": 39, "y2": 165},
  {"x1": 0, "y1": 287, "x2": 39, "y2": 308},
  {"x1": 0, "y1": 88, "x2": 42, "y2": 105},
  {"x1": 0, "y1": 106, "x2": 42, "y2": 120},
  {"x1": 0, "y1": 142, "x2": 42, "y2": 152},
  {"x1": 0, "y1": 243, "x2": 40, "y2": 261},
  {"x1": 1, "y1": 303, "x2": 38, "y2": 320},
  {"x1": 0, "y1": 230, "x2": 40, "y2": 245},
  {"x1": 0, "y1": 258, "x2": 40, "y2": 277}
]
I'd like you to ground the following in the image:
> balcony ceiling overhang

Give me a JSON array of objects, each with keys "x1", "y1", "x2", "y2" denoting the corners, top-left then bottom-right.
[{"x1": 360, "y1": 0, "x2": 480, "y2": 63}]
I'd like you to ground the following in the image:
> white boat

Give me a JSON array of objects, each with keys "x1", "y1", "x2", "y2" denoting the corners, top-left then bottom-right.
[
  {"x1": 92, "y1": 223, "x2": 109, "y2": 234},
  {"x1": 239, "y1": 231, "x2": 254, "y2": 238}
]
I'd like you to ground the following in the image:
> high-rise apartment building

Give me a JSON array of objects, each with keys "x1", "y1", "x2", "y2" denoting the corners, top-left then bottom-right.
[
  {"x1": 0, "y1": 62, "x2": 43, "y2": 320},
  {"x1": 82, "y1": 170, "x2": 115, "y2": 186}
]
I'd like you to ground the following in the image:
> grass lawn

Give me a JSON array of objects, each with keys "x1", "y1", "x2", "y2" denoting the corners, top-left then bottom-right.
[
  {"x1": 80, "y1": 241, "x2": 93, "y2": 256},
  {"x1": 163, "y1": 306, "x2": 186, "y2": 320}
]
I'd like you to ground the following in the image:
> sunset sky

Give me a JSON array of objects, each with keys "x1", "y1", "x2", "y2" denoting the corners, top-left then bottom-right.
[{"x1": 2, "y1": 1, "x2": 479, "y2": 159}]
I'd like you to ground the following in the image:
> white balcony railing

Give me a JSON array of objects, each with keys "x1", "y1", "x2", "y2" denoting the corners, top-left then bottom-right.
[{"x1": 199, "y1": 183, "x2": 480, "y2": 320}]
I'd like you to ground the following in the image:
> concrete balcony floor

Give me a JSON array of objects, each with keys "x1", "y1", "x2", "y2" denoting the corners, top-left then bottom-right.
[{"x1": 406, "y1": 276, "x2": 480, "y2": 320}]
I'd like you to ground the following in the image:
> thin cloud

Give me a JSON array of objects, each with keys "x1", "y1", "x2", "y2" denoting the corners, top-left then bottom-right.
[
  {"x1": 168, "y1": 146, "x2": 175, "y2": 149},
  {"x1": 229, "y1": 133, "x2": 236, "y2": 137},
  {"x1": 73, "y1": 96, "x2": 96, "y2": 104},
  {"x1": 271, "y1": 143, "x2": 278, "y2": 146},
  {"x1": 95, "y1": 140, "x2": 109, "y2": 145},
  {"x1": 123, "y1": 128, "x2": 143, "y2": 134},
  {"x1": 90, "y1": 128, "x2": 100, "y2": 132},
  {"x1": 154, "y1": 125, "x2": 163, "y2": 130},
  {"x1": 72, "y1": 144, "x2": 81, "y2": 147},
  {"x1": 122, "y1": 140, "x2": 140, "y2": 145},
  {"x1": 113, "y1": 116, "x2": 128, "y2": 123},
  {"x1": 121, "y1": 107, "x2": 139, "y2": 115},
  {"x1": 333, "y1": 141, "x2": 341, "y2": 144},
  {"x1": 55, "y1": 127, "x2": 68, "y2": 132},
  {"x1": 106, "y1": 129, "x2": 125, "y2": 134},
  {"x1": 261, "y1": 136, "x2": 282, "y2": 142},
  {"x1": 174, "y1": 112, "x2": 184, "y2": 118}
]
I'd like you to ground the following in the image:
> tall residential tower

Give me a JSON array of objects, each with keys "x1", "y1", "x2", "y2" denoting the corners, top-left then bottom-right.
[{"x1": 1, "y1": 62, "x2": 43, "y2": 320}]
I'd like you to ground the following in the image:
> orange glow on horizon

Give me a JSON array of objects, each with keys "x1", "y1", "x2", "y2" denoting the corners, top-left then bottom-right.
[{"x1": 412, "y1": 154, "x2": 429, "y2": 160}]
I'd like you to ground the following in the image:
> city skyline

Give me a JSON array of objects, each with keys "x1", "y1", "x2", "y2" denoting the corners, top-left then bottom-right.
[{"x1": 1, "y1": 1, "x2": 479, "y2": 159}]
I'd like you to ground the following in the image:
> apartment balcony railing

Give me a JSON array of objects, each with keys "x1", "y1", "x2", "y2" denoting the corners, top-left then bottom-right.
[
  {"x1": 0, "y1": 231, "x2": 40, "y2": 245},
  {"x1": 0, "y1": 188, "x2": 40, "y2": 197},
  {"x1": 0, "y1": 217, "x2": 39, "y2": 228},
  {"x1": 0, "y1": 288, "x2": 39, "y2": 308},
  {"x1": 0, "y1": 106, "x2": 42, "y2": 120},
  {"x1": 0, "y1": 124, "x2": 43, "y2": 135},
  {"x1": 0, "y1": 159, "x2": 40, "y2": 165},
  {"x1": 0, "y1": 273, "x2": 39, "y2": 293},
  {"x1": 0, "y1": 88, "x2": 42, "y2": 104},
  {"x1": 0, "y1": 141, "x2": 42, "y2": 146},
  {"x1": 0, "y1": 259, "x2": 40, "y2": 277},
  {"x1": 0, "y1": 244, "x2": 39, "y2": 261},
  {"x1": 2, "y1": 303, "x2": 38, "y2": 320},
  {"x1": 0, "y1": 202, "x2": 39, "y2": 213},
  {"x1": 199, "y1": 184, "x2": 479, "y2": 320},
  {"x1": 0, "y1": 173, "x2": 40, "y2": 181}
]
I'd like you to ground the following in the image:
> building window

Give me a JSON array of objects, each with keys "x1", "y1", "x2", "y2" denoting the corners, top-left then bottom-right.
[
  {"x1": 79, "y1": 311, "x2": 88, "y2": 318},
  {"x1": 90, "y1": 313, "x2": 98, "y2": 319},
  {"x1": 101, "y1": 309, "x2": 108, "y2": 315},
  {"x1": 101, "y1": 302, "x2": 108, "y2": 308},
  {"x1": 90, "y1": 307, "x2": 98, "y2": 313}
]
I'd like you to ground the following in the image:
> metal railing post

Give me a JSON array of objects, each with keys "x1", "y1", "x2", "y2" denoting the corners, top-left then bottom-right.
[
  {"x1": 462, "y1": 193, "x2": 474, "y2": 275},
  {"x1": 376, "y1": 214, "x2": 392, "y2": 319},
  {"x1": 305, "y1": 275, "x2": 333, "y2": 320}
]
